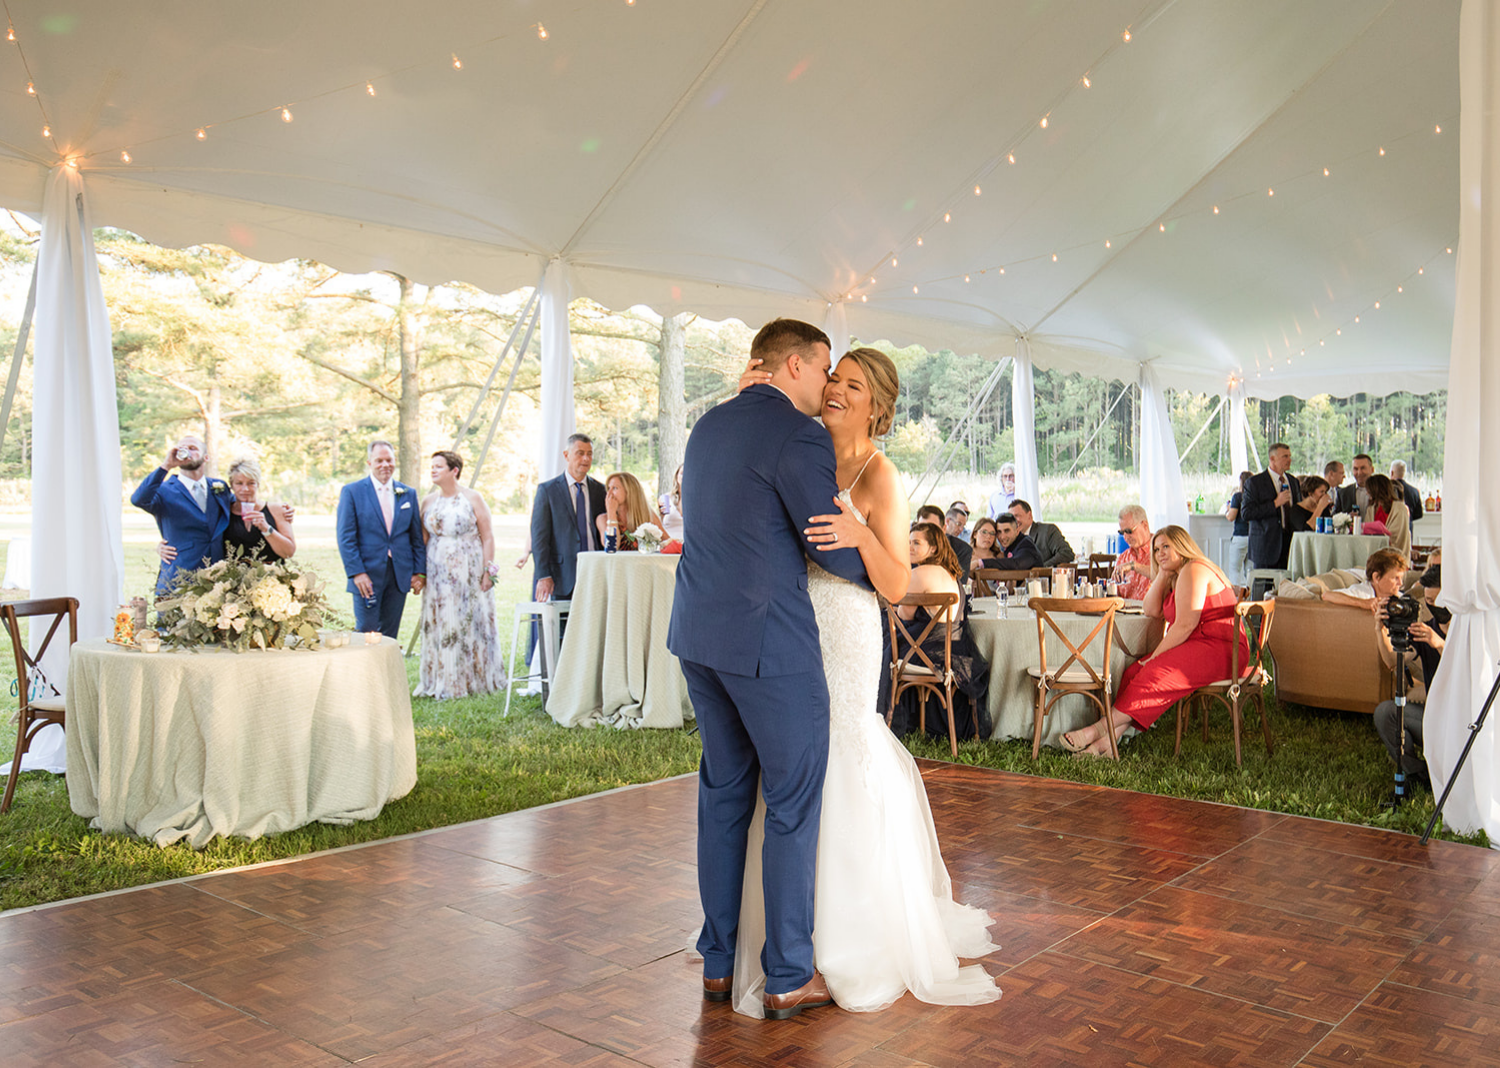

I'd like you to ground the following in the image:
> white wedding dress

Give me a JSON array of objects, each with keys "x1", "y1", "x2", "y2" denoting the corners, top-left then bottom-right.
[{"x1": 729, "y1": 488, "x2": 1000, "y2": 1017}]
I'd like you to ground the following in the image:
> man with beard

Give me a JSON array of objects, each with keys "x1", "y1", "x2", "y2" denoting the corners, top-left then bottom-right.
[{"x1": 132, "y1": 433, "x2": 234, "y2": 595}]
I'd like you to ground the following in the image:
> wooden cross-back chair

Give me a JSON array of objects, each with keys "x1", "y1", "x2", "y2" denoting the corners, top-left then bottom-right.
[
  {"x1": 2, "y1": 597, "x2": 78, "y2": 814},
  {"x1": 970, "y1": 568, "x2": 1031, "y2": 597},
  {"x1": 1026, "y1": 597, "x2": 1124, "y2": 759},
  {"x1": 1086, "y1": 553, "x2": 1117, "y2": 584},
  {"x1": 886, "y1": 591, "x2": 961, "y2": 757},
  {"x1": 1172, "y1": 600, "x2": 1277, "y2": 766}
]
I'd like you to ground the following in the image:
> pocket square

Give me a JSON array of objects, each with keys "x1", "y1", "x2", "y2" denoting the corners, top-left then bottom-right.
[{"x1": 400, "y1": 502, "x2": 411, "y2": 509}]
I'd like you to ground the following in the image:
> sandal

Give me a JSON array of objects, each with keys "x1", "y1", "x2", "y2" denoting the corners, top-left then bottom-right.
[{"x1": 1059, "y1": 731, "x2": 1089, "y2": 753}]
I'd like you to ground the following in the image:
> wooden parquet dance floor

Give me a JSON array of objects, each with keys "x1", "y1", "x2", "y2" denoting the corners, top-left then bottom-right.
[{"x1": 3, "y1": 762, "x2": 1500, "y2": 1066}]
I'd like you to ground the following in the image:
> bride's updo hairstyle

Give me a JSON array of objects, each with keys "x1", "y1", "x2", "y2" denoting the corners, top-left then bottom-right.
[{"x1": 837, "y1": 347, "x2": 899, "y2": 437}]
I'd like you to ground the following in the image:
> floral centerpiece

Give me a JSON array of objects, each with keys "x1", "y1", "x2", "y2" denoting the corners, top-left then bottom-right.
[
  {"x1": 1331, "y1": 512, "x2": 1352, "y2": 532},
  {"x1": 155, "y1": 551, "x2": 331, "y2": 651},
  {"x1": 631, "y1": 521, "x2": 667, "y2": 553}
]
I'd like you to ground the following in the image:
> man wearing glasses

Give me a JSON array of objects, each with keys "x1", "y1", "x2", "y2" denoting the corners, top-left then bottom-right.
[{"x1": 1111, "y1": 504, "x2": 1153, "y2": 600}]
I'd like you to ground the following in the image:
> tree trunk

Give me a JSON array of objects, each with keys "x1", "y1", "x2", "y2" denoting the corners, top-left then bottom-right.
[
  {"x1": 394, "y1": 274, "x2": 423, "y2": 484},
  {"x1": 656, "y1": 312, "x2": 688, "y2": 497},
  {"x1": 205, "y1": 384, "x2": 224, "y2": 477}
]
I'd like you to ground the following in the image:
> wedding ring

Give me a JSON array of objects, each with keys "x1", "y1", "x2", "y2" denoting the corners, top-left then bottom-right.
[{"x1": 831, "y1": 533, "x2": 838, "y2": 543}]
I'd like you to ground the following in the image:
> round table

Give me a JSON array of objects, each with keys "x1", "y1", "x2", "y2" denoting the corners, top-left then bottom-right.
[
  {"x1": 1287, "y1": 532, "x2": 1389, "y2": 579},
  {"x1": 65, "y1": 637, "x2": 417, "y2": 847},
  {"x1": 546, "y1": 552, "x2": 694, "y2": 729},
  {"x1": 967, "y1": 600, "x2": 1164, "y2": 746}
]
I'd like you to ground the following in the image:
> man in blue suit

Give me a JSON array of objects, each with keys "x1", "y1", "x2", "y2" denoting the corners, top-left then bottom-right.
[
  {"x1": 529, "y1": 433, "x2": 607, "y2": 606},
  {"x1": 131, "y1": 434, "x2": 233, "y2": 596},
  {"x1": 668, "y1": 319, "x2": 870, "y2": 1020},
  {"x1": 336, "y1": 440, "x2": 427, "y2": 637}
]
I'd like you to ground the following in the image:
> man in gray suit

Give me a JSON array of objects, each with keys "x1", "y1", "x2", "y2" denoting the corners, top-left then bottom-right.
[{"x1": 1009, "y1": 499, "x2": 1075, "y2": 568}]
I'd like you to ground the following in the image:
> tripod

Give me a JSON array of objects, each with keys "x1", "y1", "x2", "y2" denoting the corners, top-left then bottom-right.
[
  {"x1": 1422, "y1": 660, "x2": 1500, "y2": 845},
  {"x1": 1384, "y1": 639, "x2": 1414, "y2": 809}
]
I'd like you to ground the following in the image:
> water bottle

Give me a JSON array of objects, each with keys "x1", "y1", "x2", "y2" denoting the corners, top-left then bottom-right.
[{"x1": 605, "y1": 516, "x2": 618, "y2": 553}]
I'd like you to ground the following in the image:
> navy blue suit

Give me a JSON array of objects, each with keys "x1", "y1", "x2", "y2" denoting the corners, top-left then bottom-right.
[
  {"x1": 336, "y1": 476, "x2": 427, "y2": 637},
  {"x1": 667, "y1": 384, "x2": 869, "y2": 996},
  {"x1": 1241, "y1": 468, "x2": 1302, "y2": 570},
  {"x1": 530, "y1": 472, "x2": 607, "y2": 601},
  {"x1": 131, "y1": 468, "x2": 233, "y2": 596}
]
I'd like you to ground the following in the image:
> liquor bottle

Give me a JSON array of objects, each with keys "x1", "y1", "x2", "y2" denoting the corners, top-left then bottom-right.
[
  {"x1": 1424, "y1": 490, "x2": 1436, "y2": 512},
  {"x1": 1194, "y1": 493, "x2": 1204, "y2": 513},
  {"x1": 1435, "y1": 491, "x2": 1442, "y2": 512}
]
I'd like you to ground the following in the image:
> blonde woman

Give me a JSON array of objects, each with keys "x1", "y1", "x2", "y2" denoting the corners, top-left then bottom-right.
[
  {"x1": 595, "y1": 471, "x2": 662, "y2": 548},
  {"x1": 157, "y1": 456, "x2": 294, "y2": 566},
  {"x1": 1062, "y1": 525, "x2": 1246, "y2": 757}
]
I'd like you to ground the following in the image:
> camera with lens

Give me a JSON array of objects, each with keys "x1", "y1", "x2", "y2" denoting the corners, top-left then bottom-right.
[{"x1": 1383, "y1": 591, "x2": 1421, "y2": 650}]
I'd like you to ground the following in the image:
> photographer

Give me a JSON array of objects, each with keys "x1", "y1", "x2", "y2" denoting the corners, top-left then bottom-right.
[{"x1": 1372, "y1": 551, "x2": 1446, "y2": 791}]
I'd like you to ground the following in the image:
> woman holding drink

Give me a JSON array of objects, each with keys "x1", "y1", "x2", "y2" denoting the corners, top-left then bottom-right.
[{"x1": 158, "y1": 456, "x2": 295, "y2": 566}]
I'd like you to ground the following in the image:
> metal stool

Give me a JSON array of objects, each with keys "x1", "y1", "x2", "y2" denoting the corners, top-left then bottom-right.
[
  {"x1": 505, "y1": 600, "x2": 570, "y2": 715},
  {"x1": 1247, "y1": 568, "x2": 1289, "y2": 601}
]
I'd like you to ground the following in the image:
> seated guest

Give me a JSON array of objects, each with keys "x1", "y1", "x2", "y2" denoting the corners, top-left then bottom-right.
[
  {"x1": 1324, "y1": 548, "x2": 1410, "y2": 610},
  {"x1": 967, "y1": 517, "x2": 1003, "y2": 573},
  {"x1": 1110, "y1": 504, "x2": 1153, "y2": 599},
  {"x1": 1061, "y1": 525, "x2": 1246, "y2": 757},
  {"x1": 1388, "y1": 460, "x2": 1424, "y2": 522},
  {"x1": 157, "y1": 456, "x2": 296, "y2": 568},
  {"x1": 1292, "y1": 475, "x2": 1334, "y2": 531},
  {"x1": 1224, "y1": 471, "x2": 1251, "y2": 585},
  {"x1": 1009, "y1": 499, "x2": 1074, "y2": 568},
  {"x1": 1373, "y1": 553, "x2": 1445, "y2": 790},
  {"x1": 918, "y1": 503, "x2": 971, "y2": 574},
  {"x1": 658, "y1": 464, "x2": 685, "y2": 541},
  {"x1": 882, "y1": 522, "x2": 991, "y2": 741},
  {"x1": 993, "y1": 512, "x2": 1042, "y2": 571},
  {"x1": 595, "y1": 470, "x2": 662, "y2": 547},
  {"x1": 948, "y1": 501, "x2": 971, "y2": 542},
  {"x1": 1364, "y1": 473, "x2": 1412, "y2": 558}
]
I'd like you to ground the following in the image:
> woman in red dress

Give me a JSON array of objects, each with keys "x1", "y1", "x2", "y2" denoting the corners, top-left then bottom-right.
[{"x1": 1061, "y1": 524, "x2": 1247, "y2": 757}]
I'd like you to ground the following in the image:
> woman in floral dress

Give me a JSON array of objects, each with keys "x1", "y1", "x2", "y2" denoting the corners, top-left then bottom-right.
[{"x1": 415, "y1": 450, "x2": 506, "y2": 698}]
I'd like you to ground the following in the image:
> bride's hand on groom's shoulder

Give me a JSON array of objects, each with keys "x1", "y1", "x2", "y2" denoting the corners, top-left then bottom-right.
[
  {"x1": 805, "y1": 495, "x2": 865, "y2": 552},
  {"x1": 736, "y1": 357, "x2": 772, "y2": 394}
]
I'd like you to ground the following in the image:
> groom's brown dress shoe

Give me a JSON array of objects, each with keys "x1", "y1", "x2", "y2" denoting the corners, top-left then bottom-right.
[
  {"x1": 703, "y1": 976, "x2": 732, "y2": 1003},
  {"x1": 763, "y1": 971, "x2": 834, "y2": 1020}
]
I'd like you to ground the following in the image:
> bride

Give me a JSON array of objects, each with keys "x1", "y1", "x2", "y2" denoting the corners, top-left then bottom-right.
[{"x1": 727, "y1": 347, "x2": 1000, "y2": 1017}]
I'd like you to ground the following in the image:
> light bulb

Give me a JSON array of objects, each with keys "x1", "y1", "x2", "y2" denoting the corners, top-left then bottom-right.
[
  {"x1": 1267, "y1": 187, "x2": 1274, "y2": 196},
  {"x1": 1374, "y1": 301, "x2": 1380, "y2": 309},
  {"x1": 943, "y1": 212, "x2": 950, "y2": 223},
  {"x1": 1319, "y1": 339, "x2": 1325, "y2": 345},
  {"x1": 999, "y1": 267, "x2": 1005, "y2": 274},
  {"x1": 1039, "y1": 115, "x2": 1048, "y2": 129},
  {"x1": 916, "y1": 237, "x2": 923, "y2": 246},
  {"x1": 281, "y1": 107, "x2": 293, "y2": 122},
  {"x1": 452, "y1": 53, "x2": 463, "y2": 69},
  {"x1": 1007, "y1": 152, "x2": 1015, "y2": 165},
  {"x1": 1323, "y1": 168, "x2": 1329, "y2": 176},
  {"x1": 25, "y1": 82, "x2": 33, "y2": 95},
  {"x1": 41, "y1": 124, "x2": 49, "y2": 138},
  {"x1": 537, "y1": 23, "x2": 548, "y2": 39},
  {"x1": 120, "y1": 150, "x2": 130, "y2": 163},
  {"x1": 1082, "y1": 75, "x2": 1090, "y2": 88},
  {"x1": 1447, "y1": 247, "x2": 1453, "y2": 253},
  {"x1": 64, "y1": 157, "x2": 76, "y2": 169},
  {"x1": 1105, "y1": 239, "x2": 1111, "y2": 248},
  {"x1": 1337, "y1": 329, "x2": 1342, "y2": 335},
  {"x1": 1354, "y1": 315, "x2": 1360, "y2": 323},
  {"x1": 366, "y1": 81, "x2": 376, "y2": 96},
  {"x1": 1378, "y1": 146, "x2": 1385, "y2": 156},
  {"x1": 912, "y1": 285, "x2": 918, "y2": 294},
  {"x1": 974, "y1": 185, "x2": 981, "y2": 195},
  {"x1": 5, "y1": 25, "x2": 13, "y2": 41},
  {"x1": 1159, "y1": 223, "x2": 1165, "y2": 232},
  {"x1": 860, "y1": 295, "x2": 867, "y2": 302},
  {"x1": 1419, "y1": 267, "x2": 1424, "y2": 274},
  {"x1": 1435, "y1": 124, "x2": 1442, "y2": 133},
  {"x1": 891, "y1": 256, "x2": 898, "y2": 267},
  {"x1": 964, "y1": 274, "x2": 970, "y2": 282},
  {"x1": 1212, "y1": 205, "x2": 1219, "y2": 214},
  {"x1": 628, "y1": 0, "x2": 636, "y2": 5},
  {"x1": 1397, "y1": 285, "x2": 1403, "y2": 293},
  {"x1": 1051, "y1": 253, "x2": 1058, "y2": 262},
  {"x1": 196, "y1": 127, "x2": 207, "y2": 140},
  {"x1": 1123, "y1": 28, "x2": 1131, "y2": 41}
]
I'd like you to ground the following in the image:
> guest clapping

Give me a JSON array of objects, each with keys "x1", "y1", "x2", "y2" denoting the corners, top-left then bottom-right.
[
  {"x1": 596, "y1": 471, "x2": 662, "y2": 548},
  {"x1": 415, "y1": 451, "x2": 505, "y2": 699},
  {"x1": 1061, "y1": 526, "x2": 1246, "y2": 757}
]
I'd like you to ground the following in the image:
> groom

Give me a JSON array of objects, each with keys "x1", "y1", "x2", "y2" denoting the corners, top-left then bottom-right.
[{"x1": 668, "y1": 319, "x2": 870, "y2": 1019}]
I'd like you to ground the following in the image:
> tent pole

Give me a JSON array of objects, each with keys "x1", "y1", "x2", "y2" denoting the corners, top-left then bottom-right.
[
  {"x1": 452, "y1": 277, "x2": 543, "y2": 448},
  {"x1": 1066, "y1": 382, "x2": 1134, "y2": 477},
  {"x1": 1177, "y1": 395, "x2": 1228, "y2": 463},
  {"x1": 908, "y1": 357, "x2": 1009, "y2": 502},
  {"x1": 0, "y1": 257, "x2": 39, "y2": 462},
  {"x1": 467, "y1": 296, "x2": 541, "y2": 486}
]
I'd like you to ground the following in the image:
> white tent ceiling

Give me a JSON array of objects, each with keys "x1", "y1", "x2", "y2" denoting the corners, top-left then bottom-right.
[{"x1": 0, "y1": 0, "x2": 1459, "y2": 398}]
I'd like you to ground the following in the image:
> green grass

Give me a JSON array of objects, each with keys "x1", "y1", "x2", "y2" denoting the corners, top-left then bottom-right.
[{"x1": 0, "y1": 520, "x2": 1486, "y2": 912}]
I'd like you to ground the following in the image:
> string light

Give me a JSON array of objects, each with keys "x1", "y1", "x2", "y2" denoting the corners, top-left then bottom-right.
[
  {"x1": 860, "y1": 295, "x2": 867, "y2": 302},
  {"x1": 1081, "y1": 75, "x2": 1091, "y2": 88},
  {"x1": 1435, "y1": 124, "x2": 1442, "y2": 133},
  {"x1": 1051, "y1": 253, "x2": 1058, "y2": 262},
  {"x1": 1213, "y1": 205, "x2": 1219, "y2": 214},
  {"x1": 1378, "y1": 146, "x2": 1386, "y2": 156},
  {"x1": 1122, "y1": 28, "x2": 1132, "y2": 42},
  {"x1": 1373, "y1": 301, "x2": 1380, "y2": 309},
  {"x1": 891, "y1": 256, "x2": 898, "y2": 266},
  {"x1": 1354, "y1": 315, "x2": 1360, "y2": 323},
  {"x1": 943, "y1": 212, "x2": 950, "y2": 223},
  {"x1": 916, "y1": 236, "x2": 924, "y2": 246},
  {"x1": 964, "y1": 274, "x2": 970, "y2": 282},
  {"x1": 1323, "y1": 167, "x2": 1329, "y2": 176},
  {"x1": 1104, "y1": 239, "x2": 1111, "y2": 248},
  {"x1": 281, "y1": 106, "x2": 293, "y2": 122},
  {"x1": 1447, "y1": 247, "x2": 1453, "y2": 253},
  {"x1": 912, "y1": 285, "x2": 919, "y2": 294},
  {"x1": 974, "y1": 185, "x2": 981, "y2": 195},
  {"x1": 25, "y1": 82, "x2": 33, "y2": 95},
  {"x1": 1267, "y1": 187, "x2": 1274, "y2": 196},
  {"x1": 1039, "y1": 115, "x2": 1049, "y2": 129},
  {"x1": 40, "y1": 124, "x2": 49, "y2": 138},
  {"x1": 999, "y1": 267, "x2": 1004, "y2": 273},
  {"x1": 5, "y1": 25, "x2": 13, "y2": 41},
  {"x1": 537, "y1": 23, "x2": 548, "y2": 40},
  {"x1": 196, "y1": 127, "x2": 207, "y2": 140},
  {"x1": 366, "y1": 81, "x2": 376, "y2": 96},
  {"x1": 1007, "y1": 153, "x2": 1015, "y2": 165},
  {"x1": 1397, "y1": 285, "x2": 1403, "y2": 293},
  {"x1": 1419, "y1": 267, "x2": 1424, "y2": 273},
  {"x1": 452, "y1": 53, "x2": 463, "y2": 69},
  {"x1": 120, "y1": 150, "x2": 131, "y2": 163},
  {"x1": 1159, "y1": 223, "x2": 1165, "y2": 232}
]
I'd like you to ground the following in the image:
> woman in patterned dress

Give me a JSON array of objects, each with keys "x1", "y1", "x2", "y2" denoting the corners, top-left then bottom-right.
[{"x1": 415, "y1": 451, "x2": 506, "y2": 699}]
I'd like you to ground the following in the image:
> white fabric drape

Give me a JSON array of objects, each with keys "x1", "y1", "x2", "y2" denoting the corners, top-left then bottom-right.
[
  {"x1": 15, "y1": 166, "x2": 125, "y2": 776},
  {"x1": 1011, "y1": 337, "x2": 1042, "y2": 517},
  {"x1": 1138, "y1": 363, "x2": 1189, "y2": 532},
  {"x1": 1228, "y1": 379, "x2": 1259, "y2": 475},
  {"x1": 823, "y1": 302, "x2": 850, "y2": 366},
  {"x1": 1424, "y1": 0, "x2": 1500, "y2": 843},
  {"x1": 538, "y1": 259, "x2": 576, "y2": 482}
]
